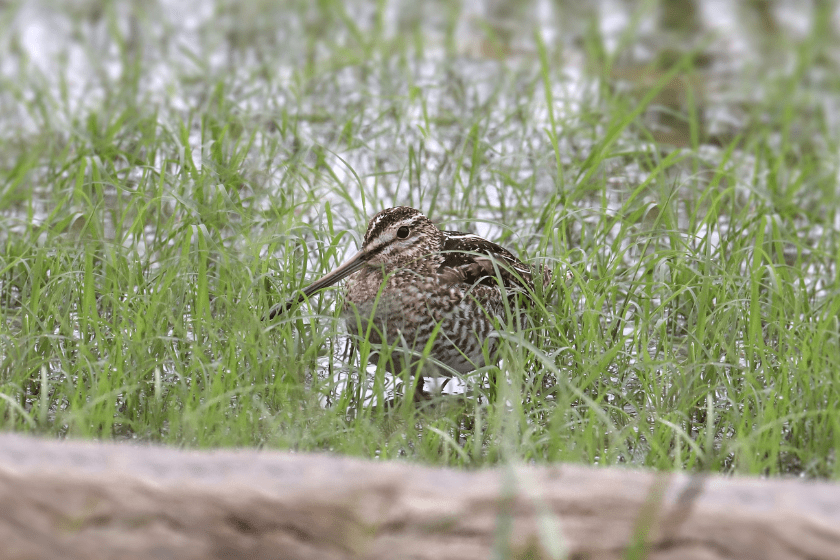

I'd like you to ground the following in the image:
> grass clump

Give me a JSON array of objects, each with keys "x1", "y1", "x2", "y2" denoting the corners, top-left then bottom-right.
[{"x1": 0, "y1": 0, "x2": 838, "y2": 479}]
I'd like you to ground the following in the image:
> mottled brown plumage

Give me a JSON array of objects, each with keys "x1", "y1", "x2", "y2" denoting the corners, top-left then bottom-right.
[{"x1": 270, "y1": 207, "x2": 549, "y2": 391}]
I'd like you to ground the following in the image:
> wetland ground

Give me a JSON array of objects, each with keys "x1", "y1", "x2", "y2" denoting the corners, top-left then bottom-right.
[{"x1": 1, "y1": 0, "x2": 839, "y2": 478}]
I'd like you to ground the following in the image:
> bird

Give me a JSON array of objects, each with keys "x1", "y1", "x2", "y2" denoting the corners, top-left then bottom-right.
[{"x1": 269, "y1": 206, "x2": 549, "y2": 397}]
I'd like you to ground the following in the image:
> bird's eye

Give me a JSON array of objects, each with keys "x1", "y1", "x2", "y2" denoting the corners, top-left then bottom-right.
[{"x1": 396, "y1": 226, "x2": 410, "y2": 239}]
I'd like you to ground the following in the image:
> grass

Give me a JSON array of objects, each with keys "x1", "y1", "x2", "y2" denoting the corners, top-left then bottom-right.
[{"x1": 0, "y1": 0, "x2": 839, "y2": 480}]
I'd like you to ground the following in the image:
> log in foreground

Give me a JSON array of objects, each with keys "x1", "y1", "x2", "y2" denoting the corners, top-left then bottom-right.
[{"x1": 1, "y1": 433, "x2": 839, "y2": 560}]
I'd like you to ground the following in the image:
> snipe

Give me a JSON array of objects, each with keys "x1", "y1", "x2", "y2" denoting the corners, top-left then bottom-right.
[{"x1": 270, "y1": 206, "x2": 549, "y2": 394}]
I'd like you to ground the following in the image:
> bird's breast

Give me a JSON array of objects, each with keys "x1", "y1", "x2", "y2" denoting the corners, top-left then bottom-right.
[
  {"x1": 344, "y1": 269, "x2": 459, "y2": 324},
  {"x1": 342, "y1": 268, "x2": 508, "y2": 375}
]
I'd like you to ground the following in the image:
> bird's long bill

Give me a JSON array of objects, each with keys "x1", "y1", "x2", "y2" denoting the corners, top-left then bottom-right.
[{"x1": 268, "y1": 249, "x2": 368, "y2": 319}]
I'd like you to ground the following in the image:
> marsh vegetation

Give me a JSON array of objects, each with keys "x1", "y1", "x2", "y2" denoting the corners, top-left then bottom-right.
[{"x1": 1, "y1": 0, "x2": 838, "y2": 478}]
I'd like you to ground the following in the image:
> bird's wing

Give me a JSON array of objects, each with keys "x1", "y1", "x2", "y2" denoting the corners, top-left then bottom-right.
[{"x1": 436, "y1": 231, "x2": 534, "y2": 291}]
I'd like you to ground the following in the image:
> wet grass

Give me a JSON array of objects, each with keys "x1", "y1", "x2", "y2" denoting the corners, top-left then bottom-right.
[{"x1": 1, "y1": 0, "x2": 839, "y2": 479}]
